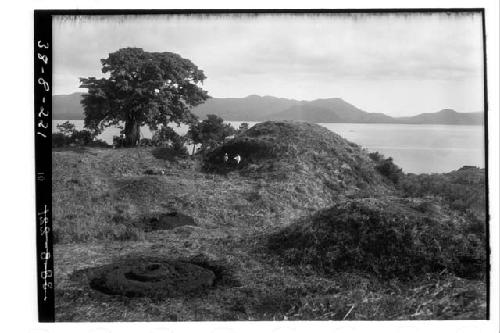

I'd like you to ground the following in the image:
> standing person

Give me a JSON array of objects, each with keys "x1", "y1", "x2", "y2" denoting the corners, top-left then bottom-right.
[
  {"x1": 234, "y1": 154, "x2": 242, "y2": 164},
  {"x1": 223, "y1": 153, "x2": 229, "y2": 163}
]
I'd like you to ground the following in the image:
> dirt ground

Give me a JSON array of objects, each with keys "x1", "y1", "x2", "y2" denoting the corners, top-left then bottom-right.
[{"x1": 53, "y1": 147, "x2": 486, "y2": 321}]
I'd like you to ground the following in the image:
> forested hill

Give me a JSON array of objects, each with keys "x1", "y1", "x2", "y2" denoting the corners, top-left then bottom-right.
[{"x1": 52, "y1": 93, "x2": 483, "y2": 125}]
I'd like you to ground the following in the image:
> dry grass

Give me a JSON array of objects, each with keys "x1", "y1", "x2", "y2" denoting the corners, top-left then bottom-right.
[{"x1": 53, "y1": 122, "x2": 487, "y2": 321}]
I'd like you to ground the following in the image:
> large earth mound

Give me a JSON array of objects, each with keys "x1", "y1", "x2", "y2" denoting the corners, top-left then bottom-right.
[
  {"x1": 204, "y1": 121, "x2": 392, "y2": 194},
  {"x1": 268, "y1": 197, "x2": 486, "y2": 279}
]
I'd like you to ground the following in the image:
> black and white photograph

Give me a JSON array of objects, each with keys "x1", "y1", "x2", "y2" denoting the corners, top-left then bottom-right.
[{"x1": 26, "y1": 6, "x2": 498, "y2": 327}]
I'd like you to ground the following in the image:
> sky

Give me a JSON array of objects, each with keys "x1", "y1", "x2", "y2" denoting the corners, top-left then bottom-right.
[{"x1": 53, "y1": 13, "x2": 484, "y2": 117}]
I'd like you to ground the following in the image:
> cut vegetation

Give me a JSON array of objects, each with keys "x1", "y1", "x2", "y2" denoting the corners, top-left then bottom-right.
[{"x1": 53, "y1": 121, "x2": 487, "y2": 321}]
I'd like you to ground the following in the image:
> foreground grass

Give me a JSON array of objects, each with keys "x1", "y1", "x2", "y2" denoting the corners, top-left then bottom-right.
[{"x1": 53, "y1": 146, "x2": 486, "y2": 321}]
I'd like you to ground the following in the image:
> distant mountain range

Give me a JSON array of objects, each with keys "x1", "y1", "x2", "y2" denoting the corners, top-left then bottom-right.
[{"x1": 53, "y1": 92, "x2": 484, "y2": 125}]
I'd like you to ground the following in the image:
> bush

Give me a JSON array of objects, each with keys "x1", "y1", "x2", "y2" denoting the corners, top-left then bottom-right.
[
  {"x1": 369, "y1": 152, "x2": 403, "y2": 184},
  {"x1": 368, "y1": 151, "x2": 384, "y2": 162},
  {"x1": 139, "y1": 138, "x2": 153, "y2": 146},
  {"x1": 152, "y1": 126, "x2": 182, "y2": 146},
  {"x1": 188, "y1": 114, "x2": 236, "y2": 152},
  {"x1": 172, "y1": 139, "x2": 188, "y2": 156},
  {"x1": 149, "y1": 126, "x2": 188, "y2": 155},
  {"x1": 399, "y1": 167, "x2": 486, "y2": 218},
  {"x1": 72, "y1": 129, "x2": 94, "y2": 145},
  {"x1": 52, "y1": 132, "x2": 70, "y2": 147},
  {"x1": 113, "y1": 135, "x2": 127, "y2": 148},
  {"x1": 56, "y1": 121, "x2": 76, "y2": 136},
  {"x1": 268, "y1": 198, "x2": 486, "y2": 279},
  {"x1": 53, "y1": 125, "x2": 103, "y2": 148}
]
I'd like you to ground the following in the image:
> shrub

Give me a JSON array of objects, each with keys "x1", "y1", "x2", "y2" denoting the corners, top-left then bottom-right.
[
  {"x1": 188, "y1": 114, "x2": 236, "y2": 152},
  {"x1": 56, "y1": 121, "x2": 76, "y2": 136},
  {"x1": 399, "y1": 167, "x2": 486, "y2": 218},
  {"x1": 139, "y1": 138, "x2": 153, "y2": 146},
  {"x1": 268, "y1": 198, "x2": 486, "y2": 279},
  {"x1": 52, "y1": 132, "x2": 70, "y2": 147},
  {"x1": 172, "y1": 139, "x2": 188, "y2": 156},
  {"x1": 369, "y1": 152, "x2": 403, "y2": 184},
  {"x1": 53, "y1": 126, "x2": 102, "y2": 148},
  {"x1": 72, "y1": 129, "x2": 94, "y2": 145},
  {"x1": 368, "y1": 151, "x2": 384, "y2": 162},
  {"x1": 113, "y1": 135, "x2": 127, "y2": 148},
  {"x1": 152, "y1": 126, "x2": 180, "y2": 147},
  {"x1": 238, "y1": 122, "x2": 249, "y2": 133},
  {"x1": 151, "y1": 126, "x2": 188, "y2": 155}
]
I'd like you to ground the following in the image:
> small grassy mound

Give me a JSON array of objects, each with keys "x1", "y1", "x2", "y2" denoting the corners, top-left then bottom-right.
[
  {"x1": 268, "y1": 197, "x2": 486, "y2": 279},
  {"x1": 87, "y1": 258, "x2": 216, "y2": 298}
]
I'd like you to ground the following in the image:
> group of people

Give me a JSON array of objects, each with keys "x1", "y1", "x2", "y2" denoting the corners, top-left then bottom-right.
[{"x1": 223, "y1": 153, "x2": 242, "y2": 165}]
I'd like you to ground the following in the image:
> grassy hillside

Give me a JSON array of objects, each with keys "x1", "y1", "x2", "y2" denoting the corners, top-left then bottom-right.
[{"x1": 53, "y1": 121, "x2": 487, "y2": 321}]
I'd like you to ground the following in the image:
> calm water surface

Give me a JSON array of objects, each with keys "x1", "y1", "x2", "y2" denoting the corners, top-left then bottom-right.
[{"x1": 53, "y1": 120, "x2": 484, "y2": 174}]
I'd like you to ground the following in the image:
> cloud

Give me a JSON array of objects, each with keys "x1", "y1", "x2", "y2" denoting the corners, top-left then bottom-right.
[{"x1": 52, "y1": 13, "x2": 484, "y2": 116}]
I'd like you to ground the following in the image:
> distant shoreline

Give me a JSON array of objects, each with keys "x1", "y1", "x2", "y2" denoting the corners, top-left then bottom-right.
[
  {"x1": 52, "y1": 93, "x2": 484, "y2": 126},
  {"x1": 52, "y1": 118, "x2": 484, "y2": 126}
]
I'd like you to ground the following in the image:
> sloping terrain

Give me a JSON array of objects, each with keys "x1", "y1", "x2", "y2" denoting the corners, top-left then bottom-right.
[
  {"x1": 52, "y1": 122, "x2": 487, "y2": 321},
  {"x1": 204, "y1": 122, "x2": 392, "y2": 198}
]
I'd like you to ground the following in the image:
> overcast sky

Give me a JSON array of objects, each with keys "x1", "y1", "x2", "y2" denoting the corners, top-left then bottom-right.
[{"x1": 53, "y1": 13, "x2": 484, "y2": 117}]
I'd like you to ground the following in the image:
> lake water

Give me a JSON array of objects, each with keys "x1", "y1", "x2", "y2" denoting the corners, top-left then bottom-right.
[{"x1": 53, "y1": 120, "x2": 484, "y2": 174}]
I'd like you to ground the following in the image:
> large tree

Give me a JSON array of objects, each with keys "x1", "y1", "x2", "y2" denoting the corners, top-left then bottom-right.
[{"x1": 80, "y1": 48, "x2": 209, "y2": 146}]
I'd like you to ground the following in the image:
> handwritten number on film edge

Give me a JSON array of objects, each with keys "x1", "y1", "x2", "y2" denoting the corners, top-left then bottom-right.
[
  {"x1": 38, "y1": 78, "x2": 50, "y2": 92},
  {"x1": 37, "y1": 41, "x2": 49, "y2": 49},
  {"x1": 38, "y1": 106, "x2": 48, "y2": 117},
  {"x1": 38, "y1": 205, "x2": 52, "y2": 300},
  {"x1": 37, "y1": 39, "x2": 52, "y2": 303},
  {"x1": 36, "y1": 41, "x2": 49, "y2": 139}
]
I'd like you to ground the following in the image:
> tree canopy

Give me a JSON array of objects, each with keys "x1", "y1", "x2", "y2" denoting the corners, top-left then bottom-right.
[
  {"x1": 188, "y1": 114, "x2": 236, "y2": 152},
  {"x1": 80, "y1": 48, "x2": 209, "y2": 146}
]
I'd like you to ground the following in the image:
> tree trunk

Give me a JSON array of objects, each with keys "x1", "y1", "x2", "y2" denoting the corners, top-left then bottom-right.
[{"x1": 124, "y1": 119, "x2": 140, "y2": 147}]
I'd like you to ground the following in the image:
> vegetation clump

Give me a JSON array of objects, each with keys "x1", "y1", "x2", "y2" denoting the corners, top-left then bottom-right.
[
  {"x1": 268, "y1": 197, "x2": 486, "y2": 279},
  {"x1": 369, "y1": 151, "x2": 404, "y2": 184},
  {"x1": 188, "y1": 114, "x2": 236, "y2": 153},
  {"x1": 52, "y1": 121, "x2": 109, "y2": 148},
  {"x1": 400, "y1": 166, "x2": 486, "y2": 217}
]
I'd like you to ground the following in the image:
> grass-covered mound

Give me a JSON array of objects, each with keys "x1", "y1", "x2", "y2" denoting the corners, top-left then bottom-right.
[
  {"x1": 268, "y1": 197, "x2": 486, "y2": 279},
  {"x1": 87, "y1": 258, "x2": 216, "y2": 298},
  {"x1": 400, "y1": 166, "x2": 486, "y2": 218},
  {"x1": 204, "y1": 121, "x2": 391, "y2": 193}
]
